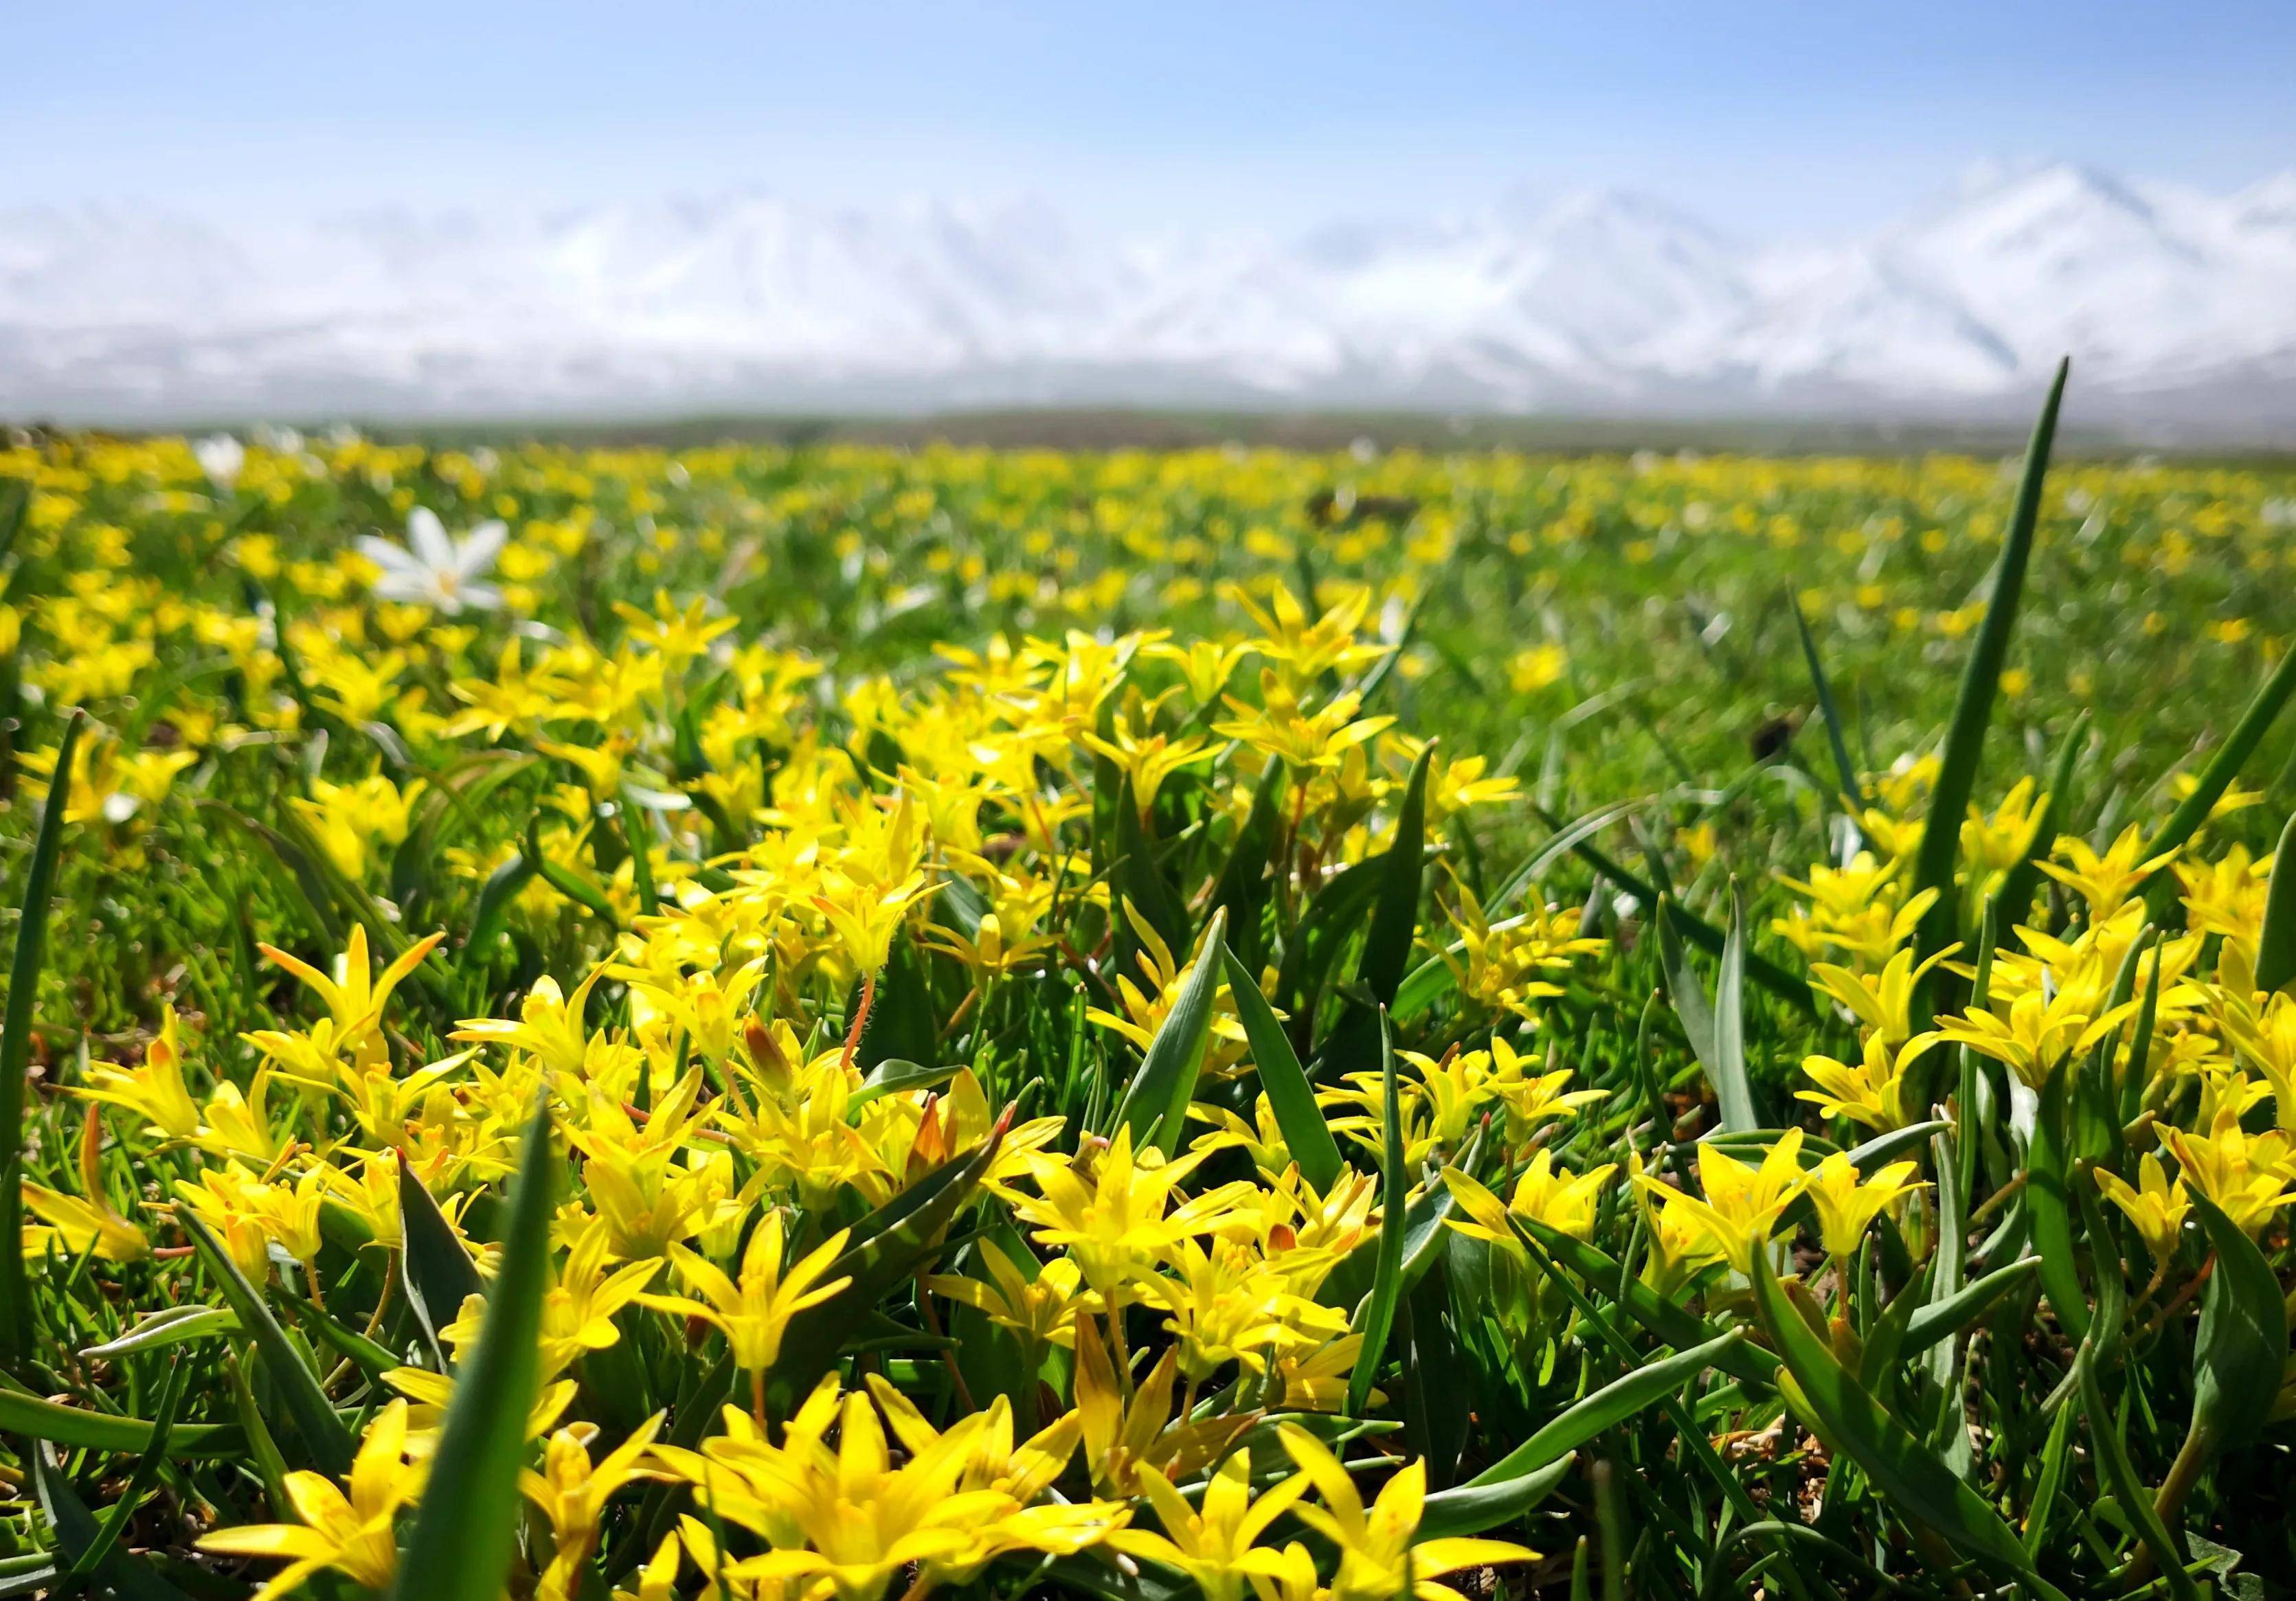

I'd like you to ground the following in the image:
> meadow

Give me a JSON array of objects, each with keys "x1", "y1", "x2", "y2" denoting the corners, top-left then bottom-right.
[{"x1": 5, "y1": 371, "x2": 2296, "y2": 1600}]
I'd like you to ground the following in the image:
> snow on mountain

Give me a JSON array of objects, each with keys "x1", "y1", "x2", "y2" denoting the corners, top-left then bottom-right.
[{"x1": 1, "y1": 162, "x2": 2291, "y2": 432}]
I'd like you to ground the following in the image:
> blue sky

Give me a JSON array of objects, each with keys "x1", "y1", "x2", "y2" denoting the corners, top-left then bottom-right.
[{"x1": 12, "y1": 1, "x2": 2294, "y2": 238}]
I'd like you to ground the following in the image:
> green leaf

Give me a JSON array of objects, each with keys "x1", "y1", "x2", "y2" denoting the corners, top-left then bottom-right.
[
  {"x1": 1208, "y1": 758, "x2": 1285, "y2": 973},
  {"x1": 1910, "y1": 358, "x2": 2067, "y2": 992},
  {"x1": 526, "y1": 810, "x2": 617, "y2": 921},
  {"x1": 399, "y1": 1161, "x2": 484, "y2": 1368},
  {"x1": 2254, "y1": 810, "x2": 2296, "y2": 993},
  {"x1": 2026, "y1": 1071, "x2": 2091, "y2": 1343},
  {"x1": 62, "y1": 1357, "x2": 189, "y2": 1582},
  {"x1": 1751, "y1": 1249, "x2": 2054, "y2": 1590},
  {"x1": 176, "y1": 1205, "x2": 357, "y2": 1476},
  {"x1": 767, "y1": 1113, "x2": 1008, "y2": 1408},
  {"x1": 2078, "y1": 1345, "x2": 2201, "y2": 1601},
  {"x1": 1320, "y1": 1147, "x2": 1467, "y2": 1313},
  {"x1": 1345, "y1": 1011, "x2": 1407, "y2": 1420},
  {"x1": 78, "y1": 1304, "x2": 238, "y2": 1360},
  {"x1": 1274, "y1": 854, "x2": 1386, "y2": 1036},
  {"x1": 0, "y1": 1381, "x2": 243, "y2": 1457},
  {"x1": 1657, "y1": 892, "x2": 1761, "y2": 1132},
  {"x1": 1114, "y1": 777, "x2": 1188, "y2": 968},
  {"x1": 1511, "y1": 1219, "x2": 1778, "y2": 1391},
  {"x1": 850, "y1": 1057, "x2": 963, "y2": 1114},
  {"x1": 1420, "y1": 1452, "x2": 1577, "y2": 1539},
  {"x1": 1469, "y1": 1330, "x2": 1746, "y2": 1486},
  {"x1": 1900, "y1": 1257, "x2": 2040, "y2": 1360},
  {"x1": 1116, "y1": 907, "x2": 1228, "y2": 1157},
  {"x1": 2187, "y1": 1193, "x2": 2288, "y2": 1455},
  {"x1": 2142, "y1": 645, "x2": 2296, "y2": 872},
  {"x1": 1535, "y1": 804, "x2": 1814, "y2": 1014},
  {"x1": 1222, "y1": 941, "x2": 1343, "y2": 1192},
  {"x1": 1, "y1": 707, "x2": 82, "y2": 1367},
  {"x1": 392, "y1": 1098, "x2": 558, "y2": 1601},
  {"x1": 1358, "y1": 743, "x2": 1433, "y2": 1009},
  {"x1": 1990, "y1": 712, "x2": 2090, "y2": 933},
  {"x1": 30, "y1": 1445, "x2": 190, "y2": 1601},
  {"x1": 1790, "y1": 591, "x2": 1867, "y2": 813}
]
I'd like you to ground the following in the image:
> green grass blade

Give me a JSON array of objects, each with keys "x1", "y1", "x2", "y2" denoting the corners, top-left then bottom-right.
[
  {"x1": 2142, "y1": 643, "x2": 2296, "y2": 870},
  {"x1": 2253, "y1": 810, "x2": 2296, "y2": 992},
  {"x1": 0, "y1": 1381, "x2": 242, "y2": 1457},
  {"x1": 176, "y1": 1205, "x2": 355, "y2": 1476},
  {"x1": 1114, "y1": 776, "x2": 1189, "y2": 966},
  {"x1": 1790, "y1": 591, "x2": 1867, "y2": 813},
  {"x1": 31, "y1": 1444, "x2": 190, "y2": 1601},
  {"x1": 1420, "y1": 1452, "x2": 1577, "y2": 1540},
  {"x1": 1358, "y1": 743, "x2": 1432, "y2": 1008},
  {"x1": 1546, "y1": 808, "x2": 1812, "y2": 1013},
  {"x1": 1222, "y1": 940, "x2": 1343, "y2": 1191},
  {"x1": 2025, "y1": 1073, "x2": 2091, "y2": 1343},
  {"x1": 398, "y1": 1161, "x2": 484, "y2": 1368},
  {"x1": 1900, "y1": 1257, "x2": 2039, "y2": 1359},
  {"x1": 1208, "y1": 757, "x2": 1285, "y2": 973},
  {"x1": 2078, "y1": 1346, "x2": 2201, "y2": 1601},
  {"x1": 1911, "y1": 359, "x2": 2068, "y2": 988},
  {"x1": 392, "y1": 1098, "x2": 557, "y2": 1601},
  {"x1": 1, "y1": 707, "x2": 83, "y2": 1368},
  {"x1": 1657, "y1": 893, "x2": 1759, "y2": 1132},
  {"x1": 767, "y1": 1113, "x2": 1008, "y2": 1407},
  {"x1": 1990, "y1": 711, "x2": 2089, "y2": 933},
  {"x1": 63, "y1": 1356, "x2": 188, "y2": 1581},
  {"x1": 1115, "y1": 907, "x2": 1227, "y2": 1156},
  {"x1": 2186, "y1": 1193, "x2": 2286, "y2": 1455},
  {"x1": 1751, "y1": 1247, "x2": 2053, "y2": 1590},
  {"x1": 1469, "y1": 1330, "x2": 1746, "y2": 1486},
  {"x1": 1511, "y1": 1218, "x2": 1779, "y2": 1391},
  {"x1": 1345, "y1": 1010, "x2": 1406, "y2": 1419}
]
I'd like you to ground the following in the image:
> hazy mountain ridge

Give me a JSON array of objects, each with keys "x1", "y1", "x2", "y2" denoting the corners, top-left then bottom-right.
[{"x1": 3, "y1": 161, "x2": 2293, "y2": 435}]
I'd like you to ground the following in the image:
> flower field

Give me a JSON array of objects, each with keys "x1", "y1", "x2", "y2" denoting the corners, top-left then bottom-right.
[{"x1": 8, "y1": 374, "x2": 2296, "y2": 1600}]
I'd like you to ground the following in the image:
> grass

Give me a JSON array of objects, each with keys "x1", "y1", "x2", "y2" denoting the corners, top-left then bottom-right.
[{"x1": 1, "y1": 380, "x2": 2295, "y2": 1599}]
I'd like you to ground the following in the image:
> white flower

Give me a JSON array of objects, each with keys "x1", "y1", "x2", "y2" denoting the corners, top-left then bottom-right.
[
  {"x1": 356, "y1": 508, "x2": 506, "y2": 615},
  {"x1": 194, "y1": 434, "x2": 245, "y2": 493}
]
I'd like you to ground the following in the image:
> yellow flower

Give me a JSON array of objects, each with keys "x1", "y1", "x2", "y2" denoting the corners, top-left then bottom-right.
[
  {"x1": 2094, "y1": 1153, "x2": 2191, "y2": 1262},
  {"x1": 1634, "y1": 1128, "x2": 1811, "y2": 1274},
  {"x1": 1797, "y1": 1032, "x2": 1927, "y2": 1133},
  {"x1": 1441, "y1": 1152, "x2": 1617, "y2": 1256},
  {"x1": 198, "y1": 1399, "x2": 423, "y2": 1600},
  {"x1": 258, "y1": 924, "x2": 443, "y2": 1063},
  {"x1": 1004, "y1": 1126, "x2": 1236, "y2": 1295},
  {"x1": 811, "y1": 870, "x2": 938, "y2": 975},
  {"x1": 2037, "y1": 824, "x2": 2177, "y2": 920},
  {"x1": 1802, "y1": 1153, "x2": 1926, "y2": 1260},
  {"x1": 78, "y1": 1005, "x2": 201, "y2": 1141},
  {"x1": 21, "y1": 1107, "x2": 148, "y2": 1264},
  {"x1": 1507, "y1": 641, "x2": 1568, "y2": 694},
  {"x1": 652, "y1": 1374, "x2": 1034, "y2": 1601},
  {"x1": 1108, "y1": 1449, "x2": 1307, "y2": 1601},
  {"x1": 926, "y1": 1236, "x2": 1095, "y2": 1352},
  {"x1": 1924, "y1": 984, "x2": 2141, "y2": 1090},
  {"x1": 2159, "y1": 1108, "x2": 2296, "y2": 1239},
  {"x1": 1213, "y1": 670, "x2": 1393, "y2": 773},
  {"x1": 639, "y1": 1212, "x2": 851, "y2": 1381},
  {"x1": 1279, "y1": 1423, "x2": 1537, "y2": 1601},
  {"x1": 521, "y1": 1415, "x2": 666, "y2": 1601}
]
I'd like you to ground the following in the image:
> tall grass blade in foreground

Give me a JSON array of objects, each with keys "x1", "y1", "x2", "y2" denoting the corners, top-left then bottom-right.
[
  {"x1": 1, "y1": 707, "x2": 82, "y2": 1368},
  {"x1": 392, "y1": 1100, "x2": 556, "y2": 1601}
]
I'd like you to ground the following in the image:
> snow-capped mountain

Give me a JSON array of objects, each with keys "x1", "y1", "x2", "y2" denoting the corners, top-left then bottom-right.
[{"x1": 2, "y1": 162, "x2": 2291, "y2": 436}]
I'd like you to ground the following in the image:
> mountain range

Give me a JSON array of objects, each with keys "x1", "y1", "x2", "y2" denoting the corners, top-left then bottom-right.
[{"x1": 3, "y1": 161, "x2": 2293, "y2": 438}]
